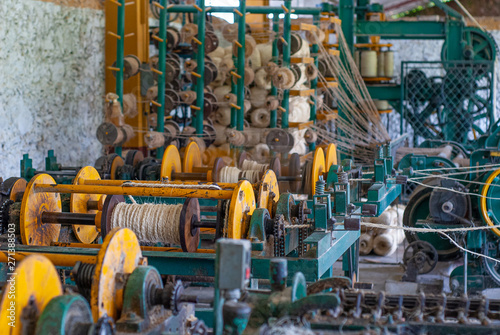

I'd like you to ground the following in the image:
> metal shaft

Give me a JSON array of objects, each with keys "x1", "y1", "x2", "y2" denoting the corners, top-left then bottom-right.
[
  {"x1": 41, "y1": 212, "x2": 97, "y2": 226},
  {"x1": 34, "y1": 183, "x2": 234, "y2": 199}
]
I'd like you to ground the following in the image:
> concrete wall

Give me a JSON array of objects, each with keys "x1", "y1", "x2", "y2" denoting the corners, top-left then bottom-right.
[{"x1": 0, "y1": 0, "x2": 105, "y2": 178}]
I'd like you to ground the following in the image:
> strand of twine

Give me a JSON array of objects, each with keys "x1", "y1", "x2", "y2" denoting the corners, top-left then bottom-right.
[
  {"x1": 407, "y1": 179, "x2": 500, "y2": 200},
  {"x1": 241, "y1": 159, "x2": 269, "y2": 172},
  {"x1": 121, "y1": 181, "x2": 222, "y2": 190}
]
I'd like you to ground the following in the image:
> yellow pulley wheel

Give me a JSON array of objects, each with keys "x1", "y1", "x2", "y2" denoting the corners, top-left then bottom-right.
[
  {"x1": 0, "y1": 255, "x2": 63, "y2": 334},
  {"x1": 227, "y1": 180, "x2": 256, "y2": 239},
  {"x1": 325, "y1": 143, "x2": 338, "y2": 170},
  {"x1": 7, "y1": 178, "x2": 27, "y2": 201},
  {"x1": 257, "y1": 170, "x2": 280, "y2": 214},
  {"x1": 20, "y1": 174, "x2": 61, "y2": 246},
  {"x1": 91, "y1": 227, "x2": 142, "y2": 322},
  {"x1": 311, "y1": 147, "x2": 326, "y2": 196},
  {"x1": 480, "y1": 168, "x2": 500, "y2": 237},
  {"x1": 183, "y1": 141, "x2": 202, "y2": 173},
  {"x1": 71, "y1": 166, "x2": 101, "y2": 244},
  {"x1": 161, "y1": 144, "x2": 182, "y2": 179},
  {"x1": 110, "y1": 155, "x2": 124, "y2": 180}
]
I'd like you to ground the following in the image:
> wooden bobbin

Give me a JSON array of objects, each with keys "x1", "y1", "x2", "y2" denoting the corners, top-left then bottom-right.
[
  {"x1": 91, "y1": 227, "x2": 142, "y2": 321},
  {"x1": 71, "y1": 166, "x2": 102, "y2": 244},
  {"x1": 100, "y1": 197, "x2": 201, "y2": 253},
  {"x1": 0, "y1": 255, "x2": 63, "y2": 335}
]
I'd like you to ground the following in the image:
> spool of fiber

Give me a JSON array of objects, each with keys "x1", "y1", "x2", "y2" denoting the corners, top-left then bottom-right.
[
  {"x1": 257, "y1": 43, "x2": 273, "y2": 66},
  {"x1": 377, "y1": 52, "x2": 385, "y2": 77},
  {"x1": 250, "y1": 108, "x2": 271, "y2": 128},
  {"x1": 265, "y1": 62, "x2": 279, "y2": 75},
  {"x1": 292, "y1": 35, "x2": 310, "y2": 58},
  {"x1": 250, "y1": 87, "x2": 268, "y2": 108},
  {"x1": 373, "y1": 233, "x2": 398, "y2": 256},
  {"x1": 184, "y1": 59, "x2": 197, "y2": 72},
  {"x1": 144, "y1": 131, "x2": 165, "y2": 149},
  {"x1": 265, "y1": 97, "x2": 280, "y2": 111},
  {"x1": 248, "y1": 47, "x2": 262, "y2": 70},
  {"x1": 226, "y1": 129, "x2": 246, "y2": 146},
  {"x1": 181, "y1": 23, "x2": 198, "y2": 43},
  {"x1": 233, "y1": 35, "x2": 256, "y2": 58},
  {"x1": 122, "y1": 94, "x2": 138, "y2": 118},
  {"x1": 244, "y1": 100, "x2": 252, "y2": 115},
  {"x1": 272, "y1": 67, "x2": 295, "y2": 90},
  {"x1": 305, "y1": 64, "x2": 318, "y2": 81},
  {"x1": 208, "y1": 46, "x2": 225, "y2": 59},
  {"x1": 374, "y1": 100, "x2": 390, "y2": 111},
  {"x1": 222, "y1": 23, "x2": 238, "y2": 42},
  {"x1": 305, "y1": 28, "x2": 325, "y2": 45},
  {"x1": 223, "y1": 93, "x2": 237, "y2": 105},
  {"x1": 146, "y1": 86, "x2": 158, "y2": 102},
  {"x1": 254, "y1": 68, "x2": 272, "y2": 90},
  {"x1": 360, "y1": 50, "x2": 377, "y2": 78},
  {"x1": 244, "y1": 67, "x2": 255, "y2": 86},
  {"x1": 214, "y1": 86, "x2": 232, "y2": 102},
  {"x1": 250, "y1": 144, "x2": 270, "y2": 161},
  {"x1": 359, "y1": 232, "x2": 374, "y2": 255},
  {"x1": 180, "y1": 91, "x2": 197, "y2": 105},
  {"x1": 105, "y1": 93, "x2": 124, "y2": 127},
  {"x1": 384, "y1": 51, "x2": 394, "y2": 77},
  {"x1": 213, "y1": 123, "x2": 228, "y2": 146},
  {"x1": 215, "y1": 107, "x2": 232, "y2": 126},
  {"x1": 189, "y1": 136, "x2": 207, "y2": 152}
]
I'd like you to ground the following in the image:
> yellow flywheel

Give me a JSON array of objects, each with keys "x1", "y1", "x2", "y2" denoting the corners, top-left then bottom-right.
[
  {"x1": 311, "y1": 147, "x2": 326, "y2": 196},
  {"x1": 0, "y1": 255, "x2": 63, "y2": 334},
  {"x1": 227, "y1": 180, "x2": 256, "y2": 239},
  {"x1": 20, "y1": 174, "x2": 61, "y2": 246},
  {"x1": 256, "y1": 169, "x2": 280, "y2": 214},
  {"x1": 183, "y1": 141, "x2": 202, "y2": 173},
  {"x1": 325, "y1": 143, "x2": 338, "y2": 170},
  {"x1": 161, "y1": 145, "x2": 182, "y2": 179},
  {"x1": 90, "y1": 227, "x2": 142, "y2": 321},
  {"x1": 71, "y1": 166, "x2": 102, "y2": 244},
  {"x1": 480, "y1": 168, "x2": 500, "y2": 237}
]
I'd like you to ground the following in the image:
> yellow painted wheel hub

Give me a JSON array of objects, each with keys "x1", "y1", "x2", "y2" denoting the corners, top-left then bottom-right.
[
  {"x1": 71, "y1": 166, "x2": 101, "y2": 244},
  {"x1": 311, "y1": 147, "x2": 326, "y2": 196},
  {"x1": 480, "y1": 168, "x2": 500, "y2": 237},
  {"x1": 21, "y1": 174, "x2": 61, "y2": 246},
  {"x1": 0, "y1": 255, "x2": 62, "y2": 334},
  {"x1": 91, "y1": 227, "x2": 142, "y2": 321},
  {"x1": 257, "y1": 170, "x2": 280, "y2": 214},
  {"x1": 227, "y1": 180, "x2": 256, "y2": 239},
  {"x1": 161, "y1": 145, "x2": 182, "y2": 179},
  {"x1": 183, "y1": 141, "x2": 202, "y2": 173},
  {"x1": 325, "y1": 143, "x2": 338, "y2": 170}
]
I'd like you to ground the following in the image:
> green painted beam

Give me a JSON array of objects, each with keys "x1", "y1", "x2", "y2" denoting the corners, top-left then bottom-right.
[
  {"x1": 355, "y1": 21, "x2": 446, "y2": 39},
  {"x1": 156, "y1": 0, "x2": 168, "y2": 159},
  {"x1": 366, "y1": 84, "x2": 401, "y2": 100}
]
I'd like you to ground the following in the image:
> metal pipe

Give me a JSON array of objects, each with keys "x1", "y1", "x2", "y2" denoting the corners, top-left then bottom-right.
[
  {"x1": 115, "y1": 0, "x2": 126, "y2": 157},
  {"x1": 309, "y1": 13, "x2": 320, "y2": 151},
  {"x1": 171, "y1": 172, "x2": 208, "y2": 181},
  {"x1": 281, "y1": 0, "x2": 292, "y2": 129},
  {"x1": 236, "y1": 0, "x2": 247, "y2": 131},
  {"x1": 81, "y1": 179, "x2": 237, "y2": 189},
  {"x1": 0, "y1": 251, "x2": 96, "y2": 267},
  {"x1": 34, "y1": 183, "x2": 235, "y2": 199},
  {"x1": 41, "y1": 212, "x2": 97, "y2": 226},
  {"x1": 49, "y1": 242, "x2": 215, "y2": 254},
  {"x1": 270, "y1": 14, "x2": 279, "y2": 128},
  {"x1": 194, "y1": 0, "x2": 206, "y2": 135},
  {"x1": 156, "y1": 0, "x2": 168, "y2": 159}
]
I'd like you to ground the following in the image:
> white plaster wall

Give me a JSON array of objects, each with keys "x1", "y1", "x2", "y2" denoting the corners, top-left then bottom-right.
[{"x1": 0, "y1": 0, "x2": 105, "y2": 178}]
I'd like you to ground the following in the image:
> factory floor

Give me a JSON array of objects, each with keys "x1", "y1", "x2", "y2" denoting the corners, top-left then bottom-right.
[{"x1": 347, "y1": 242, "x2": 464, "y2": 294}]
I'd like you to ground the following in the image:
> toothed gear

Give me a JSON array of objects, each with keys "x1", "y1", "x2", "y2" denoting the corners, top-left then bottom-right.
[{"x1": 163, "y1": 280, "x2": 184, "y2": 315}]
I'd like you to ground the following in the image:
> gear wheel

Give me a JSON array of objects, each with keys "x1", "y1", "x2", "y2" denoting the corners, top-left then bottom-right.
[{"x1": 163, "y1": 280, "x2": 184, "y2": 315}]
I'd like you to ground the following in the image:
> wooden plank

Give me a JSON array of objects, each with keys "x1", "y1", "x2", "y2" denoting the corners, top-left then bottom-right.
[
  {"x1": 291, "y1": 23, "x2": 317, "y2": 32},
  {"x1": 289, "y1": 89, "x2": 315, "y2": 97},
  {"x1": 290, "y1": 57, "x2": 314, "y2": 64},
  {"x1": 328, "y1": 49, "x2": 340, "y2": 56},
  {"x1": 317, "y1": 81, "x2": 338, "y2": 89},
  {"x1": 289, "y1": 120, "x2": 314, "y2": 130}
]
